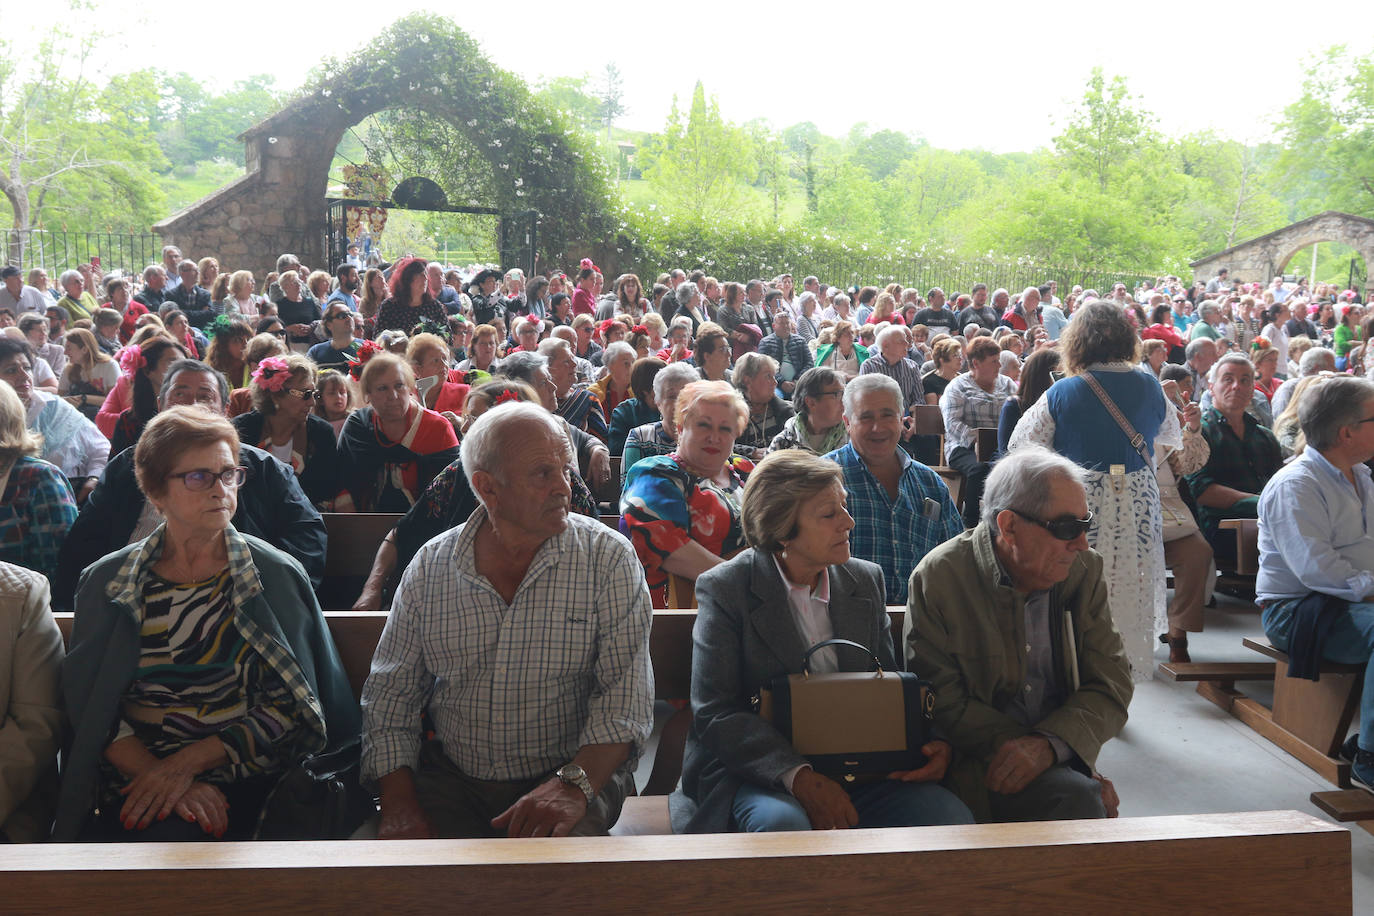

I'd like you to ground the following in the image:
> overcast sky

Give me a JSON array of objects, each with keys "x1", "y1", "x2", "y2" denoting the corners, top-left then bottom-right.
[{"x1": 10, "y1": 0, "x2": 1370, "y2": 153}]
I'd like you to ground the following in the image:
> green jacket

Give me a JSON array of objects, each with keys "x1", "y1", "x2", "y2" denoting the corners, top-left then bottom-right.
[
  {"x1": 904, "y1": 522, "x2": 1132, "y2": 821},
  {"x1": 813, "y1": 342, "x2": 869, "y2": 372}
]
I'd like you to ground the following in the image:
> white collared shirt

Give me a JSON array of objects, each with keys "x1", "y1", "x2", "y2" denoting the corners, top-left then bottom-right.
[{"x1": 771, "y1": 554, "x2": 836, "y2": 674}]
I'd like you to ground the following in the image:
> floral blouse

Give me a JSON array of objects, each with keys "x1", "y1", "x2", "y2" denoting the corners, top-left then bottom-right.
[{"x1": 620, "y1": 452, "x2": 753, "y2": 606}]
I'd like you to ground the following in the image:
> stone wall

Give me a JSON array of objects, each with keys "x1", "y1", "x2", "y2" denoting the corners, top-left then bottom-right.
[{"x1": 1190, "y1": 211, "x2": 1374, "y2": 294}]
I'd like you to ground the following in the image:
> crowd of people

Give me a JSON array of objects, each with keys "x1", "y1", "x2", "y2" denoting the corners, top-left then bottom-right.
[{"x1": 0, "y1": 243, "x2": 1370, "y2": 843}]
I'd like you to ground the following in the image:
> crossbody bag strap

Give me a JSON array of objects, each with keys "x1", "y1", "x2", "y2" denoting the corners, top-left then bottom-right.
[{"x1": 1079, "y1": 372, "x2": 1152, "y2": 466}]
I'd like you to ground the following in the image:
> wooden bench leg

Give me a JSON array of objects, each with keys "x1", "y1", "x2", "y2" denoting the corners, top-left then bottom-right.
[
  {"x1": 1270, "y1": 659, "x2": 1361, "y2": 758},
  {"x1": 642, "y1": 704, "x2": 692, "y2": 796}
]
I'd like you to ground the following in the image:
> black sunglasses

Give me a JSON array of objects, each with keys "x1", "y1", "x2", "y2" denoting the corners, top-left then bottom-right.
[{"x1": 1012, "y1": 508, "x2": 1094, "y2": 541}]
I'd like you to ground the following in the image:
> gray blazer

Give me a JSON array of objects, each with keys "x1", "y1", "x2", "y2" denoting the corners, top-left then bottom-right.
[{"x1": 669, "y1": 548, "x2": 895, "y2": 833}]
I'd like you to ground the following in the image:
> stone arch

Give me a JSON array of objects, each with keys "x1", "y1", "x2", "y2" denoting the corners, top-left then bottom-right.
[
  {"x1": 1190, "y1": 211, "x2": 1374, "y2": 295},
  {"x1": 154, "y1": 14, "x2": 616, "y2": 278}
]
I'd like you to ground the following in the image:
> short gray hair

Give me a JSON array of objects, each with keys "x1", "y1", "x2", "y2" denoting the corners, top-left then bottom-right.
[
  {"x1": 732, "y1": 351, "x2": 778, "y2": 387},
  {"x1": 1300, "y1": 376, "x2": 1374, "y2": 451},
  {"x1": 1208, "y1": 352, "x2": 1253, "y2": 384},
  {"x1": 653, "y1": 359, "x2": 700, "y2": 404},
  {"x1": 1199, "y1": 301, "x2": 1220, "y2": 320},
  {"x1": 675, "y1": 281, "x2": 699, "y2": 306},
  {"x1": 459, "y1": 401, "x2": 569, "y2": 496},
  {"x1": 58, "y1": 269, "x2": 82, "y2": 287},
  {"x1": 842, "y1": 373, "x2": 902, "y2": 419},
  {"x1": 876, "y1": 325, "x2": 907, "y2": 349},
  {"x1": 999, "y1": 350, "x2": 1020, "y2": 371},
  {"x1": 158, "y1": 359, "x2": 230, "y2": 410},
  {"x1": 983, "y1": 445, "x2": 1085, "y2": 520},
  {"x1": 142, "y1": 264, "x2": 165, "y2": 283},
  {"x1": 498, "y1": 350, "x2": 548, "y2": 385},
  {"x1": 797, "y1": 291, "x2": 818, "y2": 311},
  {"x1": 831, "y1": 293, "x2": 850, "y2": 310},
  {"x1": 1300, "y1": 346, "x2": 1336, "y2": 376},
  {"x1": 1184, "y1": 337, "x2": 1216, "y2": 362},
  {"x1": 602, "y1": 341, "x2": 634, "y2": 366},
  {"x1": 536, "y1": 337, "x2": 572, "y2": 360}
]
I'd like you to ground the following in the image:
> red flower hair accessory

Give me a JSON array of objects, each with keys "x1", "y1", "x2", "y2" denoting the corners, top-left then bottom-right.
[
  {"x1": 118, "y1": 344, "x2": 146, "y2": 379},
  {"x1": 347, "y1": 339, "x2": 383, "y2": 380},
  {"x1": 629, "y1": 325, "x2": 648, "y2": 336},
  {"x1": 494, "y1": 389, "x2": 522, "y2": 406},
  {"x1": 579, "y1": 257, "x2": 597, "y2": 272},
  {"x1": 252, "y1": 356, "x2": 291, "y2": 392}
]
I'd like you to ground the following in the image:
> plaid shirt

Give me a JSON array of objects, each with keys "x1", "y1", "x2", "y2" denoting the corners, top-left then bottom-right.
[
  {"x1": 362, "y1": 508, "x2": 654, "y2": 783},
  {"x1": 859, "y1": 353, "x2": 925, "y2": 411},
  {"x1": 0, "y1": 457, "x2": 77, "y2": 584},
  {"x1": 939, "y1": 372, "x2": 1017, "y2": 459},
  {"x1": 825, "y1": 443, "x2": 964, "y2": 605}
]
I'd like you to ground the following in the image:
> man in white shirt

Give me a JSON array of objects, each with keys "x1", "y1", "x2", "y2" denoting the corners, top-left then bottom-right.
[
  {"x1": 0, "y1": 266, "x2": 49, "y2": 315},
  {"x1": 362, "y1": 403, "x2": 653, "y2": 839},
  {"x1": 1256, "y1": 376, "x2": 1374, "y2": 786}
]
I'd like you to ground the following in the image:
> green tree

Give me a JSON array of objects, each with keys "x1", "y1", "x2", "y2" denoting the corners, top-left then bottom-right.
[
  {"x1": 533, "y1": 74, "x2": 602, "y2": 132},
  {"x1": 1055, "y1": 67, "x2": 1154, "y2": 191},
  {"x1": 642, "y1": 82, "x2": 755, "y2": 224},
  {"x1": 0, "y1": 16, "x2": 166, "y2": 242},
  {"x1": 596, "y1": 63, "x2": 626, "y2": 145},
  {"x1": 852, "y1": 128, "x2": 919, "y2": 181},
  {"x1": 1279, "y1": 47, "x2": 1374, "y2": 217}
]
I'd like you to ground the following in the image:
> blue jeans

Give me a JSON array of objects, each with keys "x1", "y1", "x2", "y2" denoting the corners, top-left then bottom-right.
[
  {"x1": 731, "y1": 778, "x2": 974, "y2": 832},
  {"x1": 1263, "y1": 597, "x2": 1374, "y2": 751}
]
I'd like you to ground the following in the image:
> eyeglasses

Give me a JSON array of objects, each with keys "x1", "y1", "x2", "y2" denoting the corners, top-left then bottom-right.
[
  {"x1": 169, "y1": 467, "x2": 247, "y2": 491},
  {"x1": 1012, "y1": 508, "x2": 1094, "y2": 541},
  {"x1": 283, "y1": 388, "x2": 316, "y2": 401}
]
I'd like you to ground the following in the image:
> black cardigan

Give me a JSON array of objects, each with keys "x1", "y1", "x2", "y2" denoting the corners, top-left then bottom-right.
[{"x1": 232, "y1": 410, "x2": 341, "y2": 508}]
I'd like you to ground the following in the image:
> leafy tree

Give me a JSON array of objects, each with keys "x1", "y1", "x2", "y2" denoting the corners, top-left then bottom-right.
[
  {"x1": 851, "y1": 128, "x2": 919, "y2": 181},
  {"x1": 533, "y1": 74, "x2": 602, "y2": 132},
  {"x1": 1279, "y1": 47, "x2": 1374, "y2": 217},
  {"x1": 596, "y1": 63, "x2": 626, "y2": 144},
  {"x1": 1055, "y1": 67, "x2": 1154, "y2": 191},
  {"x1": 0, "y1": 16, "x2": 166, "y2": 243},
  {"x1": 642, "y1": 82, "x2": 755, "y2": 224}
]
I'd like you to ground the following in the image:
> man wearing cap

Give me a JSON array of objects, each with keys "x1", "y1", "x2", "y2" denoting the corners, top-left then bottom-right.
[
  {"x1": 469, "y1": 269, "x2": 503, "y2": 325},
  {"x1": 906, "y1": 445, "x2": 1131, "y2": 823},
  {"x1": 0, "y1": 266, "x2": 49, "y2": 315}
]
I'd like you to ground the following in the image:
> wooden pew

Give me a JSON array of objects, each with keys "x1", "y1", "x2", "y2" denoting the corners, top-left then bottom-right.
[
  {"x1": 319, "y1": 512, "x2": 405, "y2": 609},
  {"x1": 3, "y1": 812, "x2": 1349, "y2": 912},
  {"x1": 1218, "y1": 517, "x2": 1260, "y2": 578},
  {"x1": 1174, "y1": 635, "x2": 1364, "y2": 788}
]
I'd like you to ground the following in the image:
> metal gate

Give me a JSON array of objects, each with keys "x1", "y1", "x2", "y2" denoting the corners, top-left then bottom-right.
[{"x1": 325, "y1": 198, "x2": 537, "y2": 278}]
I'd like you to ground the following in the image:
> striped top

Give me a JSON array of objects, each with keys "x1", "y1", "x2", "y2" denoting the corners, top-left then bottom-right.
[{"x1": 110, "y1": 569, "x2": 304, "y2": 792}]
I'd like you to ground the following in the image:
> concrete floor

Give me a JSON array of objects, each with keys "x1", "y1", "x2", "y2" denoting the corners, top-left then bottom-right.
[{"x1": 635, "y1": 592, "x2": 1374, "y2": 910}]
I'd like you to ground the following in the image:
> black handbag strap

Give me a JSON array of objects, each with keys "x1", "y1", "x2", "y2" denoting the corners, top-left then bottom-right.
[{"x1": 802, "y1": 638, "x2": 882, "y2": 674}]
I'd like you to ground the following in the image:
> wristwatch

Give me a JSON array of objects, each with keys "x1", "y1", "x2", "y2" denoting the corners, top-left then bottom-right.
[{"x1": 556, "y1": 763, "x2": 595, "y2": 804}]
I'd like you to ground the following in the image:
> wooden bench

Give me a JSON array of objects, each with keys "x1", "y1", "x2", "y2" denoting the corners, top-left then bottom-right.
[
  {"x1": 319, "y1": 512, "x2": 405, "y2": 609},
  {"x1": 1174, "y1": 636, "x2": 1364, "y2": 788},
  {"x1": 2, "y1": 812, "x2": 1349, "y2": 911},
  {"x1": 975, "y1": 426, "x2": 998, "y2": 463}
]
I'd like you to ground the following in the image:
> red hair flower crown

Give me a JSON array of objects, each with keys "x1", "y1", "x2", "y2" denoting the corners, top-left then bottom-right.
[
  {"x1": 118, "y1": 344, "x2": 146, "y2": 379},
  {"x1": 252, "y1": 356, "x2": 291, "y2": 392},
  {"x1": 347, "y1": 339, "x2": 383, "y2": 380}
]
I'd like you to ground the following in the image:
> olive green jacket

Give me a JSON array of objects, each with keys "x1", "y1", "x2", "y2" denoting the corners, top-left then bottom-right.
[{"x1": 904, "y1": 522, "x2": 1132, "y2": 821}]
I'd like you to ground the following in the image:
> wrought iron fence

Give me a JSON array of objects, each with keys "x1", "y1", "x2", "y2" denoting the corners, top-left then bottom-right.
[{"x1": 2, "y1": 230, "x2": 163, "y2": 280}]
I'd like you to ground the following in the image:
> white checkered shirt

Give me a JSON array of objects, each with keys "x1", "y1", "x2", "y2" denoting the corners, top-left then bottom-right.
[{"x1": 361, "y1": 508, "x2": 655, "y2": 783}]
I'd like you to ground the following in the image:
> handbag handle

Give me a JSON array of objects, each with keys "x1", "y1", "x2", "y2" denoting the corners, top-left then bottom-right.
[{"x1": 802, "y1": 638, "x2": 884, "y2": 677}]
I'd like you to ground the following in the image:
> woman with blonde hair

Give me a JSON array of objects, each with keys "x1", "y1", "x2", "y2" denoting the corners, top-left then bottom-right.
[
  {"x1": 621, "y1": 379, "x2": 754, "y2": 607},
  {"x1": 60, "y1": 328, "x2": 120, "y2": 420},
  {"x1": 222, "y1": 270, "x2": 262, "y2": 321},
  {"x1": 228, "y1": 332, "x2": 289, "y2": 418},
  {"x1": 865, "y1": 292, "x2": 902, "y2": 326}
]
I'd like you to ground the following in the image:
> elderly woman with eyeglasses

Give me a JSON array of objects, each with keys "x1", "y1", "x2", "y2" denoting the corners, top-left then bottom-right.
[
  {"x1": 56, "y1": 406, "x2": 359, "y2": 842},
  {"x1": 230, "y1": 353, "x2": 339, "y2": 508},
  {"x1": 767, "y1": 367, "x2": 849, "y2": 455}
]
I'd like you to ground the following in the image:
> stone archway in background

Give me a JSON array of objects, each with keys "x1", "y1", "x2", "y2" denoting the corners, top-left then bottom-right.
[
  {"x1": 154, "y1": 14, "x2": 618, "y2": 279},
  {"x1": 1190, "y1": 211, "x2": 1374, "y2": 296}
]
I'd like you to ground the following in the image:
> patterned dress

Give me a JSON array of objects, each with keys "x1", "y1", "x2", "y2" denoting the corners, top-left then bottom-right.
[{"x1": 620, "y1": 453, "x2": 753, "y2": 607}]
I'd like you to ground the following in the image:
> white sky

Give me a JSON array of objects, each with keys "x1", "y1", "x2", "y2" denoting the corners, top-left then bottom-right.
[{"x1": 9, "y1": 0, "x2": 1371, "y2": 153}]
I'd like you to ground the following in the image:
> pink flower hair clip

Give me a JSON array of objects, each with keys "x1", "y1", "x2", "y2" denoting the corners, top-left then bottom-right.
[
  {"x1": 252, "y1": 356, "x2": 291, "y2": 392},
  {"x1": 118, "y1": 345, "x2": 146, "y2": 379}
]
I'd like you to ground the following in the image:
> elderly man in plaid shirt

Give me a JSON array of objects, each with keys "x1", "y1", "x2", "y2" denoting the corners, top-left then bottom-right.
[
  {"x1": 825, "y1": 374, "x2": 964, "y2": 606},
  {"x1": 362, "y1": 402, "x2": 654, "y2": 839}
]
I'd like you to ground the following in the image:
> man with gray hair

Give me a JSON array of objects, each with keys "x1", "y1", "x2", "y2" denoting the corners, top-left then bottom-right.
[
  {"x1": 1257, "y1": 375, "x2": 1374, "y2": 786},
  {"x1": 1186, "y1": 352, "x2": 1283, "y2": 565},
  {"x1": 1270, "y1": 346, "x2": 1337, "y2": 417},
  {"x1": 1189, "y1": 301, "x2": 1222, "y2": 342},
  {"x1": 906, "y1": 444, "x2": 1132, "y2": 823},
  {"x1": 362, "y1": 401, "x2": 653, "y2": 839},
  {"x1": 824, "y1": 373, "x2": 963, "y2": 605},
  {"x1": 160, "y1": 245, "x2": 183, "y2": 292},
  {"x1": 133, "y1": 264, "x2": 167, "y2": 310},
  {"x1": 1183, "y1": 337, "x2": 1218, "y2": 403}
]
